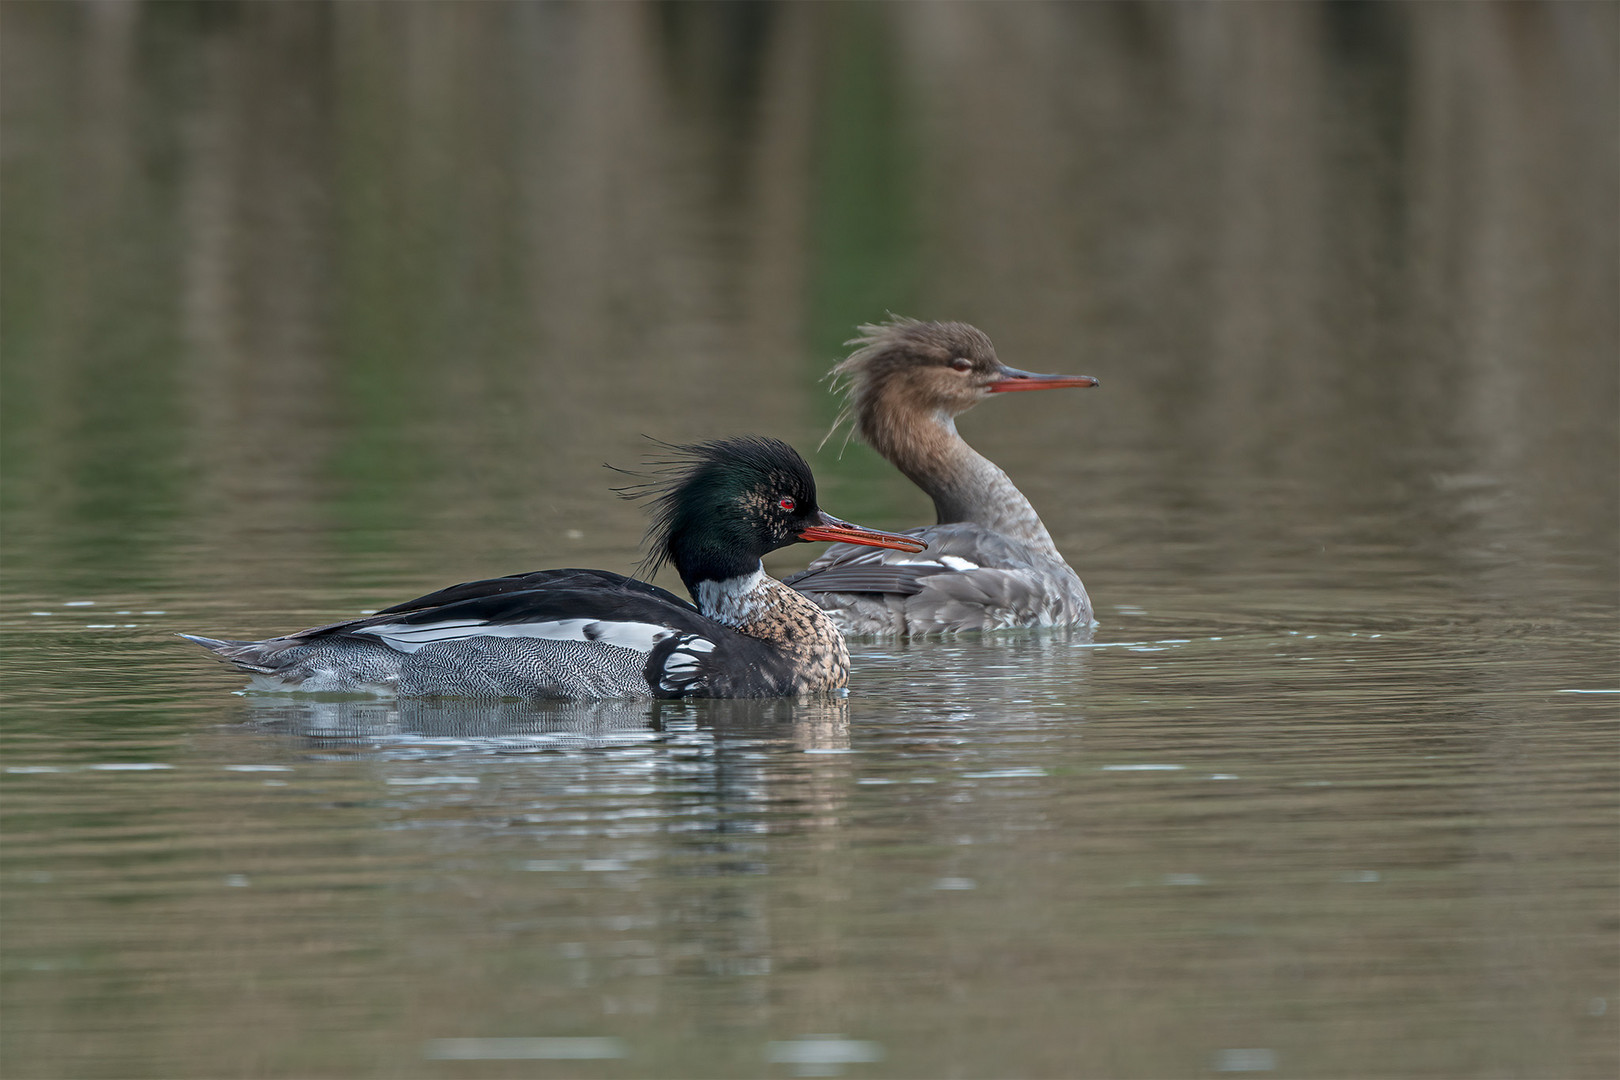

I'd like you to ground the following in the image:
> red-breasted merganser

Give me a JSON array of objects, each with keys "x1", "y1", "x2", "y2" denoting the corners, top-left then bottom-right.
[
  {"x1": 784, "y1": 317, "x2": 1098, "y2": 635},
  {"x1": 182, "y1": 437, "x2": 926, "y2": 699}
]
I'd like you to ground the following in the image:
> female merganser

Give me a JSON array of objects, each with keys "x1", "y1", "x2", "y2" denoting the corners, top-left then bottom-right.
[
  {"x1": 182, "y1": 437, "x2": 925, "y2": 699},
  {"x1": 784, "y1": 317, "x2": 1098, "y2": 635}
]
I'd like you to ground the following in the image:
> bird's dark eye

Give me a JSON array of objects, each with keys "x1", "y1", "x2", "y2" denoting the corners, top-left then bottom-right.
[
  {"x1": 778, "y1": 496, "x2": 796, "y2": 511},
  {"x1": 949, "y1": 357, "x2": 973, "y2": 372}
]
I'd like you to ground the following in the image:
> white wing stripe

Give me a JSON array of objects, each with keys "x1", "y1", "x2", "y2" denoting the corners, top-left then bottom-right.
[
  {"x1": 865, "y1": 556, "x2": 980, "y2": 571},
  {"x1": 356, "y1": 618, "x2": 677, "y2": 655}
]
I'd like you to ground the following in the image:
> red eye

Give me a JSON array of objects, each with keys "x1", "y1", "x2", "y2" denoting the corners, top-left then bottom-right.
[{"x1": 778, "y1": 497, "x2": 796, "y2": 511}]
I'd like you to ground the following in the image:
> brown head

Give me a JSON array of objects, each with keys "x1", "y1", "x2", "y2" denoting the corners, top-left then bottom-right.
[{"x1": 826, "y1": 316, "x2": 1098, "y2": 453}]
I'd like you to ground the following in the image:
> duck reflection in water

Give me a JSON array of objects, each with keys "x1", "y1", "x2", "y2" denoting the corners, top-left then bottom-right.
[{"x1": 236, "y1": 694, "x2": 852, "y2": 753}]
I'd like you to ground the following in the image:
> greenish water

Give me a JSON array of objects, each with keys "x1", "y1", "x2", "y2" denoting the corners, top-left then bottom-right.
[{"x1": 3, "y1": 4, "x2": 1616, "y2": 1078}]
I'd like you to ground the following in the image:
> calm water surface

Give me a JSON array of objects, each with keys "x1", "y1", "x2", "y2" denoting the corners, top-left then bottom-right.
[{"x1": 3, "y1": 4, "x2": 1616, "y2": 1078}]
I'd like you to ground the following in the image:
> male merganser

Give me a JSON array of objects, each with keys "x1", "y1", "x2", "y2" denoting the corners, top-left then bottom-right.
[
  {"x1": 182, "y1": 437, "x2": 925, "y2": 699},
  {"x1": 784, "y1": 317, "x2": 1098, "y2": 635}
]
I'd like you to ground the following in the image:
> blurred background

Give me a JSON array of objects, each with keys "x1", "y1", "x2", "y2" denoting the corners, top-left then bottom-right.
[
  {"x1": 5, "y1": 1, "x2": 1614, "y2": 598},
  {"x1": 2, "y1": 3, "x2": 1615, "y2": 1078}
]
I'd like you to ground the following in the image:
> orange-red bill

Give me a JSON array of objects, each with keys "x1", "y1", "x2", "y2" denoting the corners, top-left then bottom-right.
[
  {"x1": 799, "y1": 512, "x2": 927, "y2": 553},
  {"x1": 986, "y1": 365, "x2": 1099, "y2": 393}
]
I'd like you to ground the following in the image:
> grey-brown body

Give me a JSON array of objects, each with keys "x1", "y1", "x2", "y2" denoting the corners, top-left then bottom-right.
[
  {"x1": 786, "y1": 318, "x2": 1096, "y2": 636},
  {"x1": 789, "y1": 521, "x2": 1090, "y2": 635}
]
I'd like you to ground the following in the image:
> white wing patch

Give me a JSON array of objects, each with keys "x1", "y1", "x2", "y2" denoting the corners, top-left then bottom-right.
[
  {"x1": 356, "y1": 618, "x2": 676, "y2": 655},
  {"x1": 657, "y1": 635, "x2": 717, "y2": 693},
  {"x1": 879, "y1": 556, "x2": 979, "y2": 571}
]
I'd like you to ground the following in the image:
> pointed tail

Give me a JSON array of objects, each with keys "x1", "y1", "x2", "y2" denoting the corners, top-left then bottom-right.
[{"x1": 177, "y1": 633, "x2": 282, "y2": 674}]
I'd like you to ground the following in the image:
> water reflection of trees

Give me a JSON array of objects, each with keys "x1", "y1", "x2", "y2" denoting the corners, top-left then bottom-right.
[{"x1": 4, "y1": 2, "x2": 1611, "y2": 607}]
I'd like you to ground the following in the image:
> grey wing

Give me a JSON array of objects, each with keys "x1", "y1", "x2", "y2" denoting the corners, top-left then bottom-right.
[
  {"x1": 782, "y1": 524, "x2": 951, "y2": 595},
  {"x1": 787, "y1": 522, "x2": 1042, "y2": 596},
  {"x1": 789, "y1": 523, "x2": 1091, "y2": 634},
  {"x1": 779, "y1": 561, "x2": 937, "y2": 596}
]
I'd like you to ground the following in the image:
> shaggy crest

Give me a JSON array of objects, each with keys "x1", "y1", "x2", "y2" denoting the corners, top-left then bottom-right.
[
  {"x1": 612, "y1": 436, "x2": 817, "y2": 580},
  {"x1": 822, "y1": 315, "x2": 999, "y2": 453}
]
